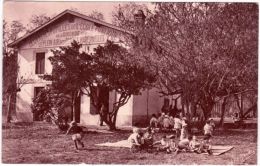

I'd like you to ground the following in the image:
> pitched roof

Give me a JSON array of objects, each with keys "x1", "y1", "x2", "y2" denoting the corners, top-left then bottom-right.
[{"x1": 8, "y1": 9, "x2": 133, "y2": 47}]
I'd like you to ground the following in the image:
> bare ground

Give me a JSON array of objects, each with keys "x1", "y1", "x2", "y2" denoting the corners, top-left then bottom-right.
[{"x1": 2, "y1": 122, "x2": 257, "y2": 164}]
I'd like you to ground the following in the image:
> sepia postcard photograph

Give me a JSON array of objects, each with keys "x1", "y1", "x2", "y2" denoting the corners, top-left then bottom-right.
[{"x1": 2, "y1": 0, "x2": 258, "y2": 164}]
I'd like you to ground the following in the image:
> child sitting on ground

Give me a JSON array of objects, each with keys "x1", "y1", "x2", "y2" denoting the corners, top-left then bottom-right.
[
  {"x1": 66, "y1": 121, "x2": 85, "y2": 150},
  {"x1": 142, "y1": 127, "x2": 154, "y2": 149},
  {"x1": 176, "y1": 135, "x2": 193, "y2": 153},
  {"x1": 153, "y1": 134, "x2": 176, "y2": 153},
  {"x1": 189, "y1": 135, "x2": 201, "y2": 153},
  {"x1": 198, "y1": 134, "x2": 212, "y2": 155},
  {"x1": 167, "y1": 135, "x2": 177, "y2": 153},
  {"x1": 128, "y1": 127, "x2": 142, "y2": 152}
]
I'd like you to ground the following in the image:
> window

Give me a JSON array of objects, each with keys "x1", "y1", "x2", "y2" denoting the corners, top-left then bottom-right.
[
  {"x1": 35, "y1": 52, "x2": 45, "y2": 74},
  {"x1": 34, "y1": 87, "x2": 44, "y2": 98}
]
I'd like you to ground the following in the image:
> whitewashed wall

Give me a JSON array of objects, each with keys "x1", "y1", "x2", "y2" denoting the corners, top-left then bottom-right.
[{"x1": 132, "y1": 88, "x2": 163, "y2": 126}]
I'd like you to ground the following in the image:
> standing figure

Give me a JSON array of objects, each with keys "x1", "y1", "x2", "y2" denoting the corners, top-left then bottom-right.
[
  {"x1": 100, "y1": 103, "x2": 108, "y2": 126},
  {"x1": 209, "y1": 118, "x2": 215, "y2": 130},
  {"x1": 157, "y1": 113, "x2": 165, "y2": 130},
  {"x1": 180, "y1": 119, "x2": 188, "y2": 140},
  {"x1": 174, "y1": 115, "x2": 182, "y2": 138},
  {"x1": 232, "y1": 112, "x2": 241, "y2": 128},
  {"x1": 204, "y1": 120, "x2": 213, "y2": 138},
  {"x1": 163, "y1": 114, "x2": 172, "y2": 129},
  {"x1": 150, "y1": 114, "x2": 158, "y2": 128}
]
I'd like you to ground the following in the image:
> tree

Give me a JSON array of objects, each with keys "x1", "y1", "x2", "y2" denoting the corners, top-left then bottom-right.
[
  {"x1": 44, "y1": 40, "x2": 156, "y2": 130},
  {"x1": 88, "y1": 10, "x2": 104, "y2": 21},
  {"x1": 3, "y1": 20, "x2": 26, "y2": 123},
  {"x1": 90, "y1": 41, "x2": 156, "y2": 129},
  {"x1": 130, "y1": 3, "x2": 258, "y2": 125},
  {"x1": 112, "y1": 2, "x2": 150, "y2": 30},
  {"x1": 3, "y1": 20, "x2": 25, "y2": 56},
  {"x1": 27, "y1": 14, "x2": 51, "y2": 32},
  {"x1": 43, "y1": 41, "x2": 93, "y2": 122}
]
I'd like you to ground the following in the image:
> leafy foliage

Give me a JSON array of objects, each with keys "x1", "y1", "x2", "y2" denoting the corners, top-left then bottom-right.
[
  {"x1": 129, "y1": 3, "x2": 258, "y2": 122},
  {"x1": 88, "y1": 10, "x2": 105, "y2": 20},
  {"x1": 3, "y1": 20, "x2": 26, "y2": 122},
  {"x1": 43, "y1": 40, "x2": 156, "y2": 130},
  {"x1": 31, "y1": 87, "x2": 72, "y2": 131},
  {"x1": 112, "y1": 2, "x2": 150, "y2": 31},
  {"x1": 27, "y1": 14, "x2": 51, "y2": 32}
]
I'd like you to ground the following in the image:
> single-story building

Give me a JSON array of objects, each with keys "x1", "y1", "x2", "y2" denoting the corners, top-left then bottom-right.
[{"x1": 9, "y1": 10, "x2": 182, "y2": 127}]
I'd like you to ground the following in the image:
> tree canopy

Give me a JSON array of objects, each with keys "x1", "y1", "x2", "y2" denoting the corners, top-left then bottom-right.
[
  {"x1": 43, "y1": 40, "x2": 156, "y2": 130},
  {"x1": 129, "y1": 3, "x2": 258, "y2": 123}
]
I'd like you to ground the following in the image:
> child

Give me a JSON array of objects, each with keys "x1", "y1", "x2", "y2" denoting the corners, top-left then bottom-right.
[
  {"x1": 232, "y1": 112, "x2": 241, "y2": 128},
  {"x1": 157, "y1": 113, "x2": 165, "y2": 130},
  {"x1": 198, "y1": 134, "x2": 212, "y2": 155},
  {"x1": 174, "y1": 115, "x2": 182, "y2": 138},
  {"x1": 176, "y1": 135, "x2": 193, "y2": 153},
  {"x1": 66, "y1": 121, "x2": 85, "y2": 150},
  {"x1": 163, "y1": 114, "x2": 172, "y2": 129},
  {"x1": 153, "y1": 135, "x2": 175, "y2": 153},
  {"x1": 153, "y1": 135, "x2": 167, "y2": 150},
  {"x1": 142, "y1": 127, "x2": 154, "y2": 149},
  {"x1": 150, "y1": 114, "x2": 158, "y2": 128},
  {"x1": 168, "y1": 136, "x2": 177, "y2": 153},
  {"x1": 209, "y1": 119, "x2": 215, "y2": 130},
  {"x1": 180, "y1": 120, "x2": 188, "y2": 140},
  {"x1": 204, "y1": 120, "x2": 213, "y2": 137},
  {"x1": 128, "y1": 127, "x2": 142, "y2": 152},
  {"x1": 189, "y1": 135, "x2": 201, "y2": 152},
  {"x1": 169, "y1": 115, "x2": 175, "y2": 127}
]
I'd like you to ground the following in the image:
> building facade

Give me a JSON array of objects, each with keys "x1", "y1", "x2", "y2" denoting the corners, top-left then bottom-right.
[{"x1": 9, "y1": 10, "x2": 175, "y2": 127}]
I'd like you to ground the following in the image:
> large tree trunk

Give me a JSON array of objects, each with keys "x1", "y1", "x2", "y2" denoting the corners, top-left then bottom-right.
[
  {"x1": 199, "y1": 102, "x2": 214, "y2": 128},
  {"x1": 96, "y1": 104, "x2": 118, "y2": 131},
  {"x1": 218, "y1": 97, "x2": 228, "y2": 127},
  {"x1": 107, "y1": 106, "x2": 120, "y2": 130},
  {"x1": 235, "y1": 94, "x2": 243, "y2": 118},
  {"x1": 71, "y1": 92, "x2": 77, "y2": 121},
  {"x1": 6, "y1": 94, "x2": 12, "y2": 123}
]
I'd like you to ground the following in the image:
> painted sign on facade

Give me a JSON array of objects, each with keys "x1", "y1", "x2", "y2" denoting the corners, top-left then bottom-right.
[{"x1": 22, "y1": 17, "x2": 124, "y2": 49}]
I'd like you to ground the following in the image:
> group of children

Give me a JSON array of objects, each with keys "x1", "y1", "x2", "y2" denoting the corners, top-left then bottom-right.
[
  {"x1": 129, "y1": 115, "x2": 216, "y2": 155},
  {"x1": 65, "y1": 114, "x2": 215, "y2": 155},
  {"x1": 150, "y1": 113, "x2": 189, "y2": 140}
]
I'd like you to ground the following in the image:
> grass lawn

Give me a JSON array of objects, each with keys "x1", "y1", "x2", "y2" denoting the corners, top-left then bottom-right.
[{"x1": 2, "y1": 122, "x2": 257, "y2": 164}]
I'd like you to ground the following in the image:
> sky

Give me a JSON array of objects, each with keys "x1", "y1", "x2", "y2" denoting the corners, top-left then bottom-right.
[{"x1": 3, "y1": 1, "x2": 152, "y2": 25}]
